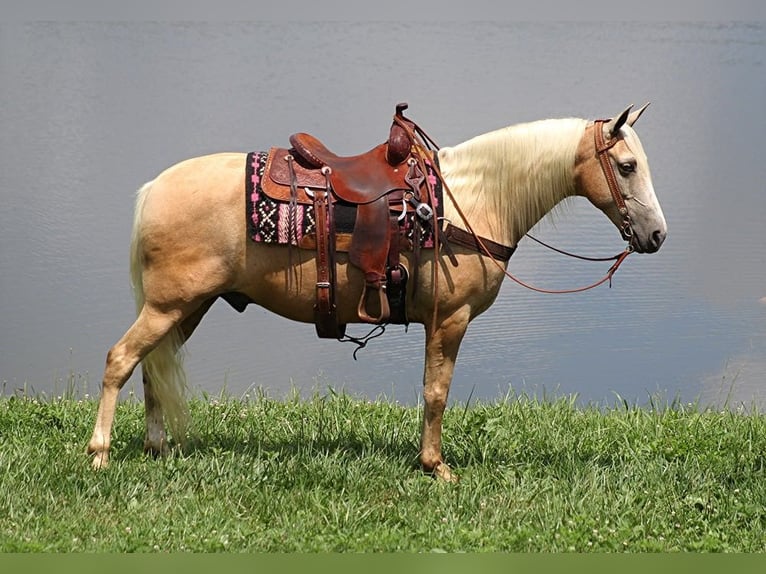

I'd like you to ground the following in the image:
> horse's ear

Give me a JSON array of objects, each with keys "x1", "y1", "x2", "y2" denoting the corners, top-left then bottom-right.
[
  {"x1": 627, "y1": 102, "x2": 650, "y2": 127},
  {"x1": 605, "y1": 105, "x2": 633, "y2": 138}
]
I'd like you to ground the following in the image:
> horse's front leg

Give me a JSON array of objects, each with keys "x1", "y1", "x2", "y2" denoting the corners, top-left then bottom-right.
[{"x1": 420, "y1": 309, "x2": 469, "y2": 482}]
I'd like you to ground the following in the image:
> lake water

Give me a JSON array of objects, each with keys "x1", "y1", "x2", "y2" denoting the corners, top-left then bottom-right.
[{"x1": 1, "y1": 22, "x2": 764, "y2": 408}]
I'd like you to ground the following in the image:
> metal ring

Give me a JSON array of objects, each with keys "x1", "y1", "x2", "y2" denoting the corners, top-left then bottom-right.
[
  {"x1": 416, "y1": 203, "x2": 434, "y2": 221},
  {"x1": 397, "y1": 200, "x2": 407, "y2": 221}
]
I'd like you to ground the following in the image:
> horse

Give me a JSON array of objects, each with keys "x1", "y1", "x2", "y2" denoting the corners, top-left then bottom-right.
[{"x1": 87, "y1": 104, "x2": 667, "y2": 481}]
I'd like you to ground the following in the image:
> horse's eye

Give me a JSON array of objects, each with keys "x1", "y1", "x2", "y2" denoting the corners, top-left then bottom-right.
[{"x1": 618, "y1": 161, "x2": 636, "y2": 176}]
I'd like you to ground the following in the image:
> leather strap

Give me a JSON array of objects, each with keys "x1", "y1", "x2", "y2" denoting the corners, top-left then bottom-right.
[
  {"x1": 594, "y1": 120, "x2": 633, "y2": 241},
  {"x1": 385, "y1": 216, "x2": 408, "y2": 324},
  {"x1": 442, "y1": 223, "x2": 516, "y2": 262},
  {"x1": 312, "y1": 175, "x2": 345, "y2": 339}
]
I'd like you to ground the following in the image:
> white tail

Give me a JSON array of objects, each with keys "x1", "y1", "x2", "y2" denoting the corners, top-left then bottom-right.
[{"x1": 130, "y1": 182, "x2": 190, "y2": 442}]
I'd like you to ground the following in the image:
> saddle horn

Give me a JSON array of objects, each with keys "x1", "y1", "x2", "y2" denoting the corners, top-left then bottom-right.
[{"x1": 386, "y1": 102, "x2": 414, "y2": 166}]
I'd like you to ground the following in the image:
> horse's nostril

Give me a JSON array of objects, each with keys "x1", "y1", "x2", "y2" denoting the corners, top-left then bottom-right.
[{"x1": 651, "y1": 229, "x2": 666, "y2": 250}]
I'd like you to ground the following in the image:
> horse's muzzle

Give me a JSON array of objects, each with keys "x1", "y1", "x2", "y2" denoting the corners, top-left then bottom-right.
[{"x1": 633, "y1": 228, "x2": 667, "y2": 253}]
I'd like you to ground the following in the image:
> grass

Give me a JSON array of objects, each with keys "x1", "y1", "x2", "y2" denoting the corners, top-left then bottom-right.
[{"x1": 0, "y1": 389, "x2": 765, "y2": 552}]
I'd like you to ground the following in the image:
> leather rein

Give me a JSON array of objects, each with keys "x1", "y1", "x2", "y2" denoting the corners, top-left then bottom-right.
[{"x1": 397, "y1": 115, "x2": 635, "y2": 296}]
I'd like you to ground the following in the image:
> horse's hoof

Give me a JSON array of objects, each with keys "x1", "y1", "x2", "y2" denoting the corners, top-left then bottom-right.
[
  {"x1": 433, "y1": 462, "x2": 459, "y2": 483},
  {"x1": 143, "y1": 441, "x2": 170, "y2": 458},
  {"x1": 90, "y1": 451, "x2": 109, "y2": 470}
]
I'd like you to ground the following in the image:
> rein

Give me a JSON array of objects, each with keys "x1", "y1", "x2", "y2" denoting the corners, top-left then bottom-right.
[{"x1": 395, "y1": 115, "x2": 634, "y2": 296}]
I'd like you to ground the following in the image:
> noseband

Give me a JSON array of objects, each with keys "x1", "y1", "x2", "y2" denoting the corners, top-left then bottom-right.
[{"x1": 594, "y1": 119, "x2": 634, "y2": 249}]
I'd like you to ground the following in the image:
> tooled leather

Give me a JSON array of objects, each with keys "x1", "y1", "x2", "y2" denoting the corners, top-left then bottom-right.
[
  {"x1": 594, "y1": 120, "x2": 628, "y2": 215},
  {"x1": 264, "y1": 145, "x2": 410, "y2": 205}
]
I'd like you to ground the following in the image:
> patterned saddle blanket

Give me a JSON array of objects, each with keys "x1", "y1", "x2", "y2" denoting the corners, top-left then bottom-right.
[{"x1": 246, "y1": 150, "x2": 443, "y2": 250}]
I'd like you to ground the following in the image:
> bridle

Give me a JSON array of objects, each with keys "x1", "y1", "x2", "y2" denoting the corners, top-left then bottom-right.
[{"x1": 593, "y1": 119, "x2": 635, "y2": 248}]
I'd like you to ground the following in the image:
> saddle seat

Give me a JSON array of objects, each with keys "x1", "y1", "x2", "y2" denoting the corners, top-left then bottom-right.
[
  {"x1": 288, "y1": 136, "x2": 405, "y2": 205},
  {"x1": 288, "y1": 105, "x2": 414, "y2": 205}
]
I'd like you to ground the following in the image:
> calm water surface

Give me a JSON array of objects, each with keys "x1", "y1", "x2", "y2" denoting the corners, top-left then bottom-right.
[{"x1": 1, "y1": 22, "x2": 764, "y2": 407}]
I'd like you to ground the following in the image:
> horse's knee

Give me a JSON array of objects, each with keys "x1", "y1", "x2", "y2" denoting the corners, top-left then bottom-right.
[
  {"x1": 423, "y1": 390, "x2": 448, "y2": 422},
  {"x1": 424, "y1": 389, "x2": 447, "y2": 409}
]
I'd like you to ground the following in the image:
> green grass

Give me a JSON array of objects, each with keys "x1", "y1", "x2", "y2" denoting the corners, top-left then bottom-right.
[{"x1": 1, "y1": 389, "x2": 765, "y2": 552}]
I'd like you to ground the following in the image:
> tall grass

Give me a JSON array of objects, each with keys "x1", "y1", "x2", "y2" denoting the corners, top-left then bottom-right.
[{"x1": 0, "y1": 390, "x2": 764, "y2": 552}]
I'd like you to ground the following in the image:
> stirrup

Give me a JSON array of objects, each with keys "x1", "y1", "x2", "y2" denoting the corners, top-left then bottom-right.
[{"x1": 357, "y1": 283, "x2": 390, "y2": 324}]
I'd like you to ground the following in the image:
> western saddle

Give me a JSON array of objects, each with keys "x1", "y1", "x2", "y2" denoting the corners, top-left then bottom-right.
[{"x1": 261, "y1": 103, "x2": 440, "y2": 339}]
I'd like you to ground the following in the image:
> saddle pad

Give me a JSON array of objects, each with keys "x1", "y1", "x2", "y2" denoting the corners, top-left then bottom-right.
[{"x1": 246, "y1": 150, "x2": 443, "y2": 249}]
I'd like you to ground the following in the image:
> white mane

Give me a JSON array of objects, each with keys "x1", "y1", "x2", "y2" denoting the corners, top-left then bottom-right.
[{"x1": 437, "y1": 117, "x2": 588, "y2": 247}]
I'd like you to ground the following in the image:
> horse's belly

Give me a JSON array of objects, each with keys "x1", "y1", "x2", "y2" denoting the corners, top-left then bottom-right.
[{"x1": 237, "y1": 245, "x2": 365, "y2": 324}]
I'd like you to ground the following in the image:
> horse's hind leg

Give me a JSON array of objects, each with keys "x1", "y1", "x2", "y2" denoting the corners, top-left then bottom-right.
[
  {"x1": 142, "y1": 370, "x2": 167, "y2": 457},
  {"x1": 87, "y1": 305, "x2": 186, "y2": 469},
  {"x1": 143, "y1": 298, "x2": 216, "y2": 456}
]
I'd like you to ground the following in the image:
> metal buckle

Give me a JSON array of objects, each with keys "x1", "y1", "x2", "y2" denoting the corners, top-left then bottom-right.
[{"x1": 415, "y1": 202, "x2": 434, "y2": 221}]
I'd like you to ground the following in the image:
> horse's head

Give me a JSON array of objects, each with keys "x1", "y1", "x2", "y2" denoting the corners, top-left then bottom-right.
[{"x1": 575, "y1": 104, "x2": 667, "y2": 254}]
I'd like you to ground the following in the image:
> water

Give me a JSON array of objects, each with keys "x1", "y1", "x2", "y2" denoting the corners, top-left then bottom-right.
[{"x1": 1, "y1": 22, "x2": 764, "y2": 408}]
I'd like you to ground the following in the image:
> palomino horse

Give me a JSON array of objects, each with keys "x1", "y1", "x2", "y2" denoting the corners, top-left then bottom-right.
[{"x1": 87, "y1": 105, "x2": 666, "y2": 480}]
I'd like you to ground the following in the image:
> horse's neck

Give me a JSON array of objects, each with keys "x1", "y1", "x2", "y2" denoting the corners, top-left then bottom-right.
[{"x1": 438, "y1": 118, "x2": 587, "y2": 248}]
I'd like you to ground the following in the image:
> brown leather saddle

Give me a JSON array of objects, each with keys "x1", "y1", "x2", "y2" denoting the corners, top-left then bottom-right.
[{"x1": 260, "y1": 103, "x2": 438, "y2": 339}]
